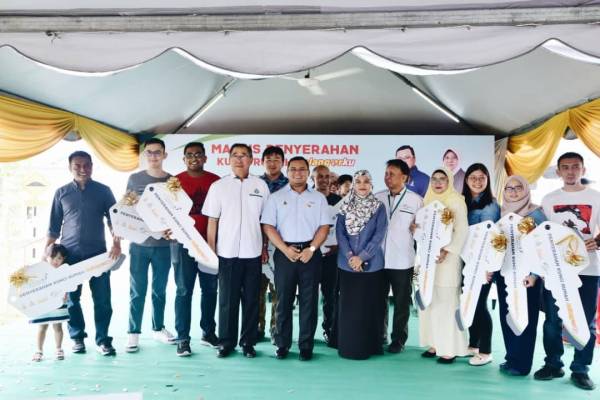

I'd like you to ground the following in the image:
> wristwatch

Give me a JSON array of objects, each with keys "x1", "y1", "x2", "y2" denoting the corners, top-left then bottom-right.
[{"x1": 309, "y1": 245, "x2": 316, "y2": 252}]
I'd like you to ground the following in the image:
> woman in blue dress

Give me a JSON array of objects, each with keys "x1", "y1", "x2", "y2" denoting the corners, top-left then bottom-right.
[
  {"x1": 462, "y1": 163, "x2": 500, "y2": 366},
  {"x1": 336, "y1": 170, "x2": 388, "y2": 360}
]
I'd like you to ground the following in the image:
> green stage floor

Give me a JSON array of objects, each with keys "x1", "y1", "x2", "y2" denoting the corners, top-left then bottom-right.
[{"x1": 0, "y1": 281, "x2": 597, "y2": 400}]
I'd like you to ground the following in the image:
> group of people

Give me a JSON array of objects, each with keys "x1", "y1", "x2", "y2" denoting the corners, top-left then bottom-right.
[{"x1": 35, "y1": 139, "x2": 599, "y2": 391}]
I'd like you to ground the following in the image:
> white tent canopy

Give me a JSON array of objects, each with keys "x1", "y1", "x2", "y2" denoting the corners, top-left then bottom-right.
[{"x1": 1, "y1": 1, "x2": 600, "y2": 136}]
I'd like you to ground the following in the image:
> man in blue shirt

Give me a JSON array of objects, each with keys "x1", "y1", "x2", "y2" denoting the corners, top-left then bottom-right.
[
  {"x1": 45, "y1": 151, "x2": 121, "y2": 356},
  {"x1": 396, "y1": 145, "x2": 430, "y2": 198},
  {"x1": 262, "y1": 156, "x2": 330, "y2": 361}
]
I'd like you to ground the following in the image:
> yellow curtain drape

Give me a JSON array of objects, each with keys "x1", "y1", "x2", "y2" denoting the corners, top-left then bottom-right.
[
  {"x1": 0, "y1": 94, "x2": 138, "y2": 171},
  {"x1": 505, "y1": 98, "x2": 600, "y2": 183}
]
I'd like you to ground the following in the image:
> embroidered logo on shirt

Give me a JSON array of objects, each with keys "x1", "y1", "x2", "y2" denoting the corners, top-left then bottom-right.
[{"x1": 249, "y1": 188, "x2": 263, "y2": 198}]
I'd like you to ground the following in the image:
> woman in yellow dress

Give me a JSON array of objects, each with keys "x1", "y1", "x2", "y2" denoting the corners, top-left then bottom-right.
[{"x1": 418, "y1": 167, "x2": 469, "y2": 364}]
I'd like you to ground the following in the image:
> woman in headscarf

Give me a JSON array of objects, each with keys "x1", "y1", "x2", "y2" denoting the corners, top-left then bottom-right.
[
  {"x1": 336, "y1": 170, "x2": 388, "y2": 360},
  {"x1": 443, "y1": 149, "x2": 465, "y2": 193},
  {"x1": 419, "y1": 168, "x2": 469, "y2": 364},
  {"x1": 497, "y1": 175, "x2": 546, "y2": 376}
]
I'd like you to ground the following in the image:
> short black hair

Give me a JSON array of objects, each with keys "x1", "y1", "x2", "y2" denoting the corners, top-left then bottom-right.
[
  {"x1": 68, "y1": 151, "x2": 92, "y2": 164},
  {"x1": 462, "y1": 163, "x2": 494, "y2": 211},
  {"x1": 395, "y1": 145, "x2": 415, "y2": 157},
  {"x1": 50, "y1": 244, "x2": 68, "y2": 259},
  {"x1": 143, "y1": 138, "x2": 166, "y2": 150},
  {"x1": 229, "y1": 143, "x2": 253, "y2": 157},
  {"x1": 338, "y1": 174, "x2": 352, "y2": 185},
  {"x1": 288, "y1": 156, "x2": 310, "y2": 170},
  {"x1": 183, "y1": 142, "x2": 205, "y2": 155},
  {"x1": 386, "y1": 159, "x2": 410, "y2": 176},
  {"x1": 557, "y1": 151, "x2": 584, "y2": 167},
  {"x1": 262, "y1": 145, "x2": 284, "y2": 161}
]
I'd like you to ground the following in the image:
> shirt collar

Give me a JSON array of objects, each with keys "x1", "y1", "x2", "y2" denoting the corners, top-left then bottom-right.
[{"x1": 284, "y1": 183, "x2": 313, "y2": 193}]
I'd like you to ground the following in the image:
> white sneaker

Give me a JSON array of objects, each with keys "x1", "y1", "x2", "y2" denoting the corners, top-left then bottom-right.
[
  {"x1": 153, "y1": 328, "x2": 176, "y2": 345},
  {"x1": 469, "y1": 353, "x2": 493, "y2": 366},
  {"x1": 125, "y1": 334, "x2": 139, "y2": 353}
]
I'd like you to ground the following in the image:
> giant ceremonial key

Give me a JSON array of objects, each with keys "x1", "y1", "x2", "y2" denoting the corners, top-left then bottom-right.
[
  {"x1": 456, "y1": 220, "x2": 506, "y2": 331},
  {"x1": 136, "y1": 177, "x2": 219, "y2": 273},
  {"x1": 8, "y1": 253, "x2": 126, "y2": 319},
  {"x1": 110, "y1": 191, "x2": 163, "y2": 244},
  {"x1": 497, "y1": 213, "x2": 535, "y2": 336},
  {"x1": 522, "y1": 221, "x2": 590, "y2": 349},
  {"x1": 414, "y1": 200, "x2": 453, "y2": 310}
]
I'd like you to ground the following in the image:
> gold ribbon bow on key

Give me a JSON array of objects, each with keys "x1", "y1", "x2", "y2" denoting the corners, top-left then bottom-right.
[
  {"x1": 440, "y1": 208, "x2": 454, "y2": 226},
  {"x1": 9, "y1": 267, "x2": 33, "y2": 290},
  {"x1": 517, "y1": 216, "x2": 536, "y2": 235},
  {"x1": 121, "y1": 191, "x2": 140, "y2": 206},
  {"x1": 166, "y1": 177, "x2": 182, "y2": 199},
  {"x1": 491, "y1": 233, "x2": 508, "y2": 252},
  {"x1": 556, "y1": 234, "x2": 585, "y2": 267}
]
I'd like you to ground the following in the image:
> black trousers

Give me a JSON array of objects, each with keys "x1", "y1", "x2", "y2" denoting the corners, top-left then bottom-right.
[
  {"x1": 217, "y1": 256, "x2": 261, "y2": 350},
  {"x1": 274, "y1": 249, "x2": 322, "y2": 351},
  {"x1": 320, "y1": 253, "x2": 339, "y2": 338},
  {"x1": 338, "y1": 269, "x2": 386, "y2": 360},
  {"x1": 383, "y1": 268, "x2": 414, "y2": 345},
  {"x1": 468, "y1": 282, "x2": 493, "y2": 354}
]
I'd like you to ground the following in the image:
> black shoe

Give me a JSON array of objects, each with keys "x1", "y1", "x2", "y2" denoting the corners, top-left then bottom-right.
[
  {"x1": 421, "y1": 350, "x2": 436, "y2": 358},
  {"x1": 97, "y1": 343, "x2": 116, "y2": 356},
  {"x1": 533, "y1": 365, "x2": 565, "y2": 381},
  {"x1": 242, "y1": 346, "x2": 257, "y2": 358},
  {"x1": 216, "y1": 346, "x2": 232, "y2": 358},
  {"x1": 499, "y1": 362, "x2": 526, "y2": 376},
  {"x1": 72, "y1": 339, "x2": 86, "y2": 354},
  {"x1": 275, "y1": 347, "x2": 289, "y2": 360},
  {"x1": 571, "y1": 373, "x2": 596, "y2": 390},
  {"x1": 176, "y1": 340, "x2": 192, "y2": 357},
  {"x1": 437, "y1": 356, "x2": 456, "y2": 364},
  {"x1": 257, "y1": 331, "x2": 266, "y2": 342},
  {"x1": 299, "y1": 349, "x2": 313, "y2": 361},
  {"x1": 200, "y1": 333, "x2": 219, "y2": 348},
  {"x1": 387, "y1": 341, "x2": 404, "y2": 354}
]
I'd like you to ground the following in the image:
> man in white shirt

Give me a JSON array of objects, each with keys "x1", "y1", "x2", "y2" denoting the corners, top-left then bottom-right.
[
  {"x1": 534, "y1": 152, "x2": 600, "y2": 391},
  {"x1": 262, "y1": 156, "x2": 330, "y2": 361},
  {"x1": 375, "y1": 159, "x2": 423, "y2": 354},
  {"x1": 202, "y1": 143, "x2": 270, "y2": 358}
]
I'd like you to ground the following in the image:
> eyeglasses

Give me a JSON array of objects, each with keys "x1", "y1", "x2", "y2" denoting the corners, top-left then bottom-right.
[
  {"x1": 144, "y1": 150, "x2": 164, "y2": 158},
  {"x1": 468, "y1": 176, "x2": 487, "y2": 183},
  {"x1": 184, "y1": 152, "x2": 205, "y2": 159},
  {"x1": 288, "y1": 168, "x2": 309, "y2": 174},
  {"x1": 431, "y1": 177, "x2": 448, "y2": 183},
  {"x1": 505, "y1": 185, "x2": 524, "y2": 194}
]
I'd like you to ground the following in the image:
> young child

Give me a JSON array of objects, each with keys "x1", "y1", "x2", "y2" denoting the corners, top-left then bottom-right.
[{"x1": 30, "y1": 244, "x2": 70, "y2": 362}]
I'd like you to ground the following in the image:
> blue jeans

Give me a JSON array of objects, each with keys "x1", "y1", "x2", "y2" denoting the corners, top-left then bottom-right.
[
  {"x1": 173, "y1": 243, "x2": 218, "y2": 341},
  {"x1": 542, "y1": 275, "x2": 599, "y2": 373},
  {"x1": 67, "y1": 271, "x2": 113, "y2": 346},
  {"x1": 128, "y1": 243, "x2": 172, "y2": 334}
]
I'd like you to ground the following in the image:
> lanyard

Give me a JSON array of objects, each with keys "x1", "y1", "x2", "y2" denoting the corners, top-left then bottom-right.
[{"x1": 387, "y1": 188, "x2": 407, "y2": 220}]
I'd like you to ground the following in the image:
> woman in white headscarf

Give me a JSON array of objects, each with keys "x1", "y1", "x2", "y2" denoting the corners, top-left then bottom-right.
[
  {"x1": 443, "y1": 149, "x2": 465, "y2": 193},
  {"x1": 419, "y1": 167, "x2": 469, "y2": 364},
  {"x1": 496, "y1": 175, "x2": 546, "y2": 376},
  {"x1": 336, "y1": 170, "x2": 388, "y2": 360}
]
